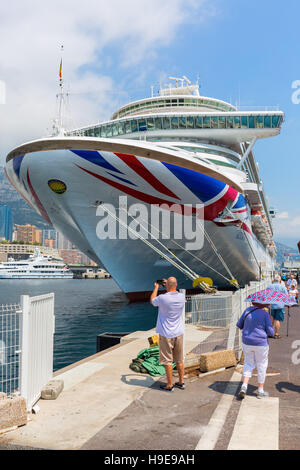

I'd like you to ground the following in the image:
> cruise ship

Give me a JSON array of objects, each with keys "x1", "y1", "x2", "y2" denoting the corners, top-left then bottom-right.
[
  {"x1": 0, "y1": 249, "x2": 73, "y2": 279},
  {"x1": 5, "y1": 76, "x2": 283, "y2": 299}
]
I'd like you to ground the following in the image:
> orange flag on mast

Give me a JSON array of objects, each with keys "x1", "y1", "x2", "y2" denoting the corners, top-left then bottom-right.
[{"x1": 59, "y1": 59, "x2": 62, "y2": 79}]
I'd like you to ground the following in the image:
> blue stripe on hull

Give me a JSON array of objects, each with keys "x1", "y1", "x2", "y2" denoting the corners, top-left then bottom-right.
[{"x1": 162, "y1": 162, "x2": 226, "y2": 202}]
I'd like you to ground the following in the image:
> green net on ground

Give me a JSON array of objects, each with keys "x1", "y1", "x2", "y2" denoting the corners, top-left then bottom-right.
[{"x1": 129, "y1": 346, "x2": 176, "y2": 376}]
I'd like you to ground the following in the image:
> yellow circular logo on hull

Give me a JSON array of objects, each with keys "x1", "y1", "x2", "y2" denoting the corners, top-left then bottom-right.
[{"x1": 48, "y1": 179, "x2": 67, "y2": 194}]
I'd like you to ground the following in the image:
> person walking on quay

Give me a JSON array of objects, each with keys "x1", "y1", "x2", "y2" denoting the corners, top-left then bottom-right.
[
  {"x1": 268, "y1": 274, "x2": 288, "y2": 339},
  {"x1": 288, "y1": 285, "x2": 299, "y2": 304},
  {"x1": 287, "y1": 274, "x2": 297, "y2": 290},
  {"x1": 237, "y1": 302, "x2": 274, "y2": 399},
  {"x1": 150, "y1": 277, "x2": 185, "y2": 392}
]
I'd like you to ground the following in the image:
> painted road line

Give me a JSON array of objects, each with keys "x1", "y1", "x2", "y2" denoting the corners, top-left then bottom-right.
[
  {"x1": 228, "y1": 396, "x2": 279, "y2": 450},
  {"x1": 195, "y1": 371, "x2": 241, "y2": 450}
]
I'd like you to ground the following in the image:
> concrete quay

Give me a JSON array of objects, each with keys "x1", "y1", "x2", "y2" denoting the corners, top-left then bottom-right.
[{"x1": 0, "y1": 307, "x2": 300, "y2": 451}]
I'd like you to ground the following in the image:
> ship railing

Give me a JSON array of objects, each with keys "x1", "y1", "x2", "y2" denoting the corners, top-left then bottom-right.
[
  {"x1": 236, "y1": 105, "x2": 280, "y2": 111},
  {"x1": 0, "y1": 293, "x2": 55, "y2": 411},
  {"x1": 183, "y1": 276, "x2": 272, "y2": 360}
]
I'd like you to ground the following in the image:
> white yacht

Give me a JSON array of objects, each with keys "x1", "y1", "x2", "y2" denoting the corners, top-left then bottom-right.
[{"x1": 0, "y1": 249, "x2": 73, "y2": 279}]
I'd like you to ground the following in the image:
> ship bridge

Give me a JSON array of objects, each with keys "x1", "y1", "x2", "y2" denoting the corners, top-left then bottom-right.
[
  {"x1": 68, "y1": 110, "x2": 284, "y2": 154},
  {"x1": 67, "y1": 76, "x2": 284, "y2": 150}
]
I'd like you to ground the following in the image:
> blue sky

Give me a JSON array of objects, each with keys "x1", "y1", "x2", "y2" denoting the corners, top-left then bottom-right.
[{"x1": 0, "y1": 0, "x2": 299, "y2": 248}]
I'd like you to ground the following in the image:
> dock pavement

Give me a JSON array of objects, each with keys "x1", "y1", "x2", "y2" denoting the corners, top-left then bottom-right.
[{"x1": 0, "y1": 306, "x2": 299, "y2": 451}]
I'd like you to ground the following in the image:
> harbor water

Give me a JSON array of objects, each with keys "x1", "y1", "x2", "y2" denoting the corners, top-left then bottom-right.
[{"x1": 0, "y1": 279, "x2": 156, "y2": 371}]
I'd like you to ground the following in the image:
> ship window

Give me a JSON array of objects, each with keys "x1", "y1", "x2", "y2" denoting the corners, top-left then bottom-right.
[
  {"x1": 186, "y1": 116, "x2": 194, "y2": 128},
  {"x1": 131, "y1": 120, "x2": 138, "y2": 132},
  {"x1": 219, "y1": 116, "x2": 226, "y2": 129},
  {"x1": 118, "y1": 122, "x2": 125, "y2": 134},
  {"x1": 178, "y1": 99, "x2": 184, "y2": 106},
  {"x1": 163, "y1": 117, "x2": 171, "y2": 129},
  {"x1": 171, "y1": 117, "x2": 179, "y2": 129},
  {"x1": 94, "y1": 127, "x2": 100, "y2": 137},
  {"x1": 264, "y1": 115, "x2": 271, "y2": 128},
  {"x1": 112, "y1": 124, "x2": 118, "y2": 136},
  {"x1": 205, "y1": 158, "x2": 236, "y2": 168},
  {"x1": 125, "y1": 121, "x2": 131, "y2": 133},
  {"x1": 248, "y1": 116, "x2": 255, "y2": 128},
  {"x1": 106, "y1": 125, "x2": 112, "y2": 137},
  {"x1": 211, "y1": 117, "x2": 218, "y2": 129},
  {"x1": 272, "y1": 115, "x2": 279, "y2": 128},
  {"x1": 147, "y1": 118, "x2": 154, "y2": 130},
  {"x1": 256, "y1": 116, "x2": 263, "y2": 128},
  {"x1": 172, "y1": 99, "x2": 178, "y2": 105},
  {"x1": 195, "y1": 116, "x2": 203, "y2": 128},
  {"x1": 138, "y1": 119, "x2": 147, "y2": 131},
  {"x1": 203, "y1": 117, "x2": 211, "y2": 128},
  {"x1": 154, "y1": 117, "x2": 162, "y2": 129},
  {"x1": 99, "y1": 127, "x2": 105, "y2": 137},
  {"x1": 179, "y1": 116, "x2": 187, "y2": 128},
  {"x1": 241, "y1": 116, "x2": 248, "y2": 128},
  {"x1": 233, "y1": 116, "x2": 241, "y2": 128},
  {"x1": 227, "y1": 117, "x2": 234, "y2": 128}
]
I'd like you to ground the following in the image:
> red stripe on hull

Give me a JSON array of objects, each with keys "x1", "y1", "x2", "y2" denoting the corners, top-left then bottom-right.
[
  {"x1": 77, "y1": 164, "x2": 192, "y2": 214},
  {"x1": 114, "y1": 153, "x2": 180, "y2": 200},
  {"x1": 27, "y1": 170, "x2": 52, "y2": 225}
]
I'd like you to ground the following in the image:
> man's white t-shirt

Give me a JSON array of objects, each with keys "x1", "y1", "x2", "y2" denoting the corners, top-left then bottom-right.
[
  {"x1": 152, "y1": 291, "x2": 185, "y2": 338},
  {"x1": 287, "y1": 279, "x2": 297, "y2": 289}
]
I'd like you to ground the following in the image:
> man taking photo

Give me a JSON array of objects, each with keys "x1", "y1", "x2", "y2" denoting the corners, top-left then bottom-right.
[{"x1": 150, "y1": 277, "x2": 186, "y2": 392}]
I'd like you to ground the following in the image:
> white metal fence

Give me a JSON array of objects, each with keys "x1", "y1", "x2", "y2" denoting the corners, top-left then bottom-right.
[
  {"x1": 0, "y1": 293, "x2": 55, "y2": 411},
  {"x1": 0, "y1": 303, "x2": 21, "y2": 397},
  {"x1": 19, "y1": 294, "x2": 55, "y2": 410},
  {"x1": 185, "y1": 278, "x2": 271, "y2": 359}
]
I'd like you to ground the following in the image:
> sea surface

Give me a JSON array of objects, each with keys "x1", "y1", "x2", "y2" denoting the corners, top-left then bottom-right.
[{"x1": 0, "y1": 279, "x2": 156, "y2": 371}]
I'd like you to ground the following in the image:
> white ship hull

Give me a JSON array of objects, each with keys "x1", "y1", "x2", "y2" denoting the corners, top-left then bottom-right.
[
  {"x1": 6, "y1": 140, "x2": 274, "y2": 299},
  {"x1": 0, "y1": 274, "x2": 73, "y2": 279}
]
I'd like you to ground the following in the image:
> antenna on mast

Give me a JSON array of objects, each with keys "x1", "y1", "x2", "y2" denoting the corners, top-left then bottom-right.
[{"x1": 53, "y1": 45, "x2": 67, "y2": 136}]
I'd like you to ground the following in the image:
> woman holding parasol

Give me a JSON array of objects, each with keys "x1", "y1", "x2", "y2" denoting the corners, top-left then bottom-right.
[{"x1": 236, "y1": 286, "x2": 296, "y2": 399}]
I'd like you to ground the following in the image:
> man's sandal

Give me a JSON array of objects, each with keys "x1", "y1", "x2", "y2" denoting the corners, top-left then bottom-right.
[
  {"x1": 174, "y1": 382, "x2": 185, "y2": 390},
  {"x1": 160, "y1": 385, "x2": 174, "y2": 392}
]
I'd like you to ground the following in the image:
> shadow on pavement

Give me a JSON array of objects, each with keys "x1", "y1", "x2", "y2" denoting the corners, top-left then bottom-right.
[
  {"x1": 276, "y1": 381, "x2": 300, "y2": 394},
  {"x1": 120, "y1": 373, "x2": 157, "y2": 388}
]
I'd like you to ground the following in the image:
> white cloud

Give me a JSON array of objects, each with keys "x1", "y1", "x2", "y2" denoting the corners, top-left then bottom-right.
[
  {"x1": 0, "y1": 0, "x2": 214, "y2": 164},
  {"x1": 291, "y1": 216, "x2": 300, "y2": 227},
  {"x1": 277, "y1": 211, "x2": 289, "y2": 219},
  {"x1": 273, "y1": 212, "x2": 300, "y2": 239}
]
